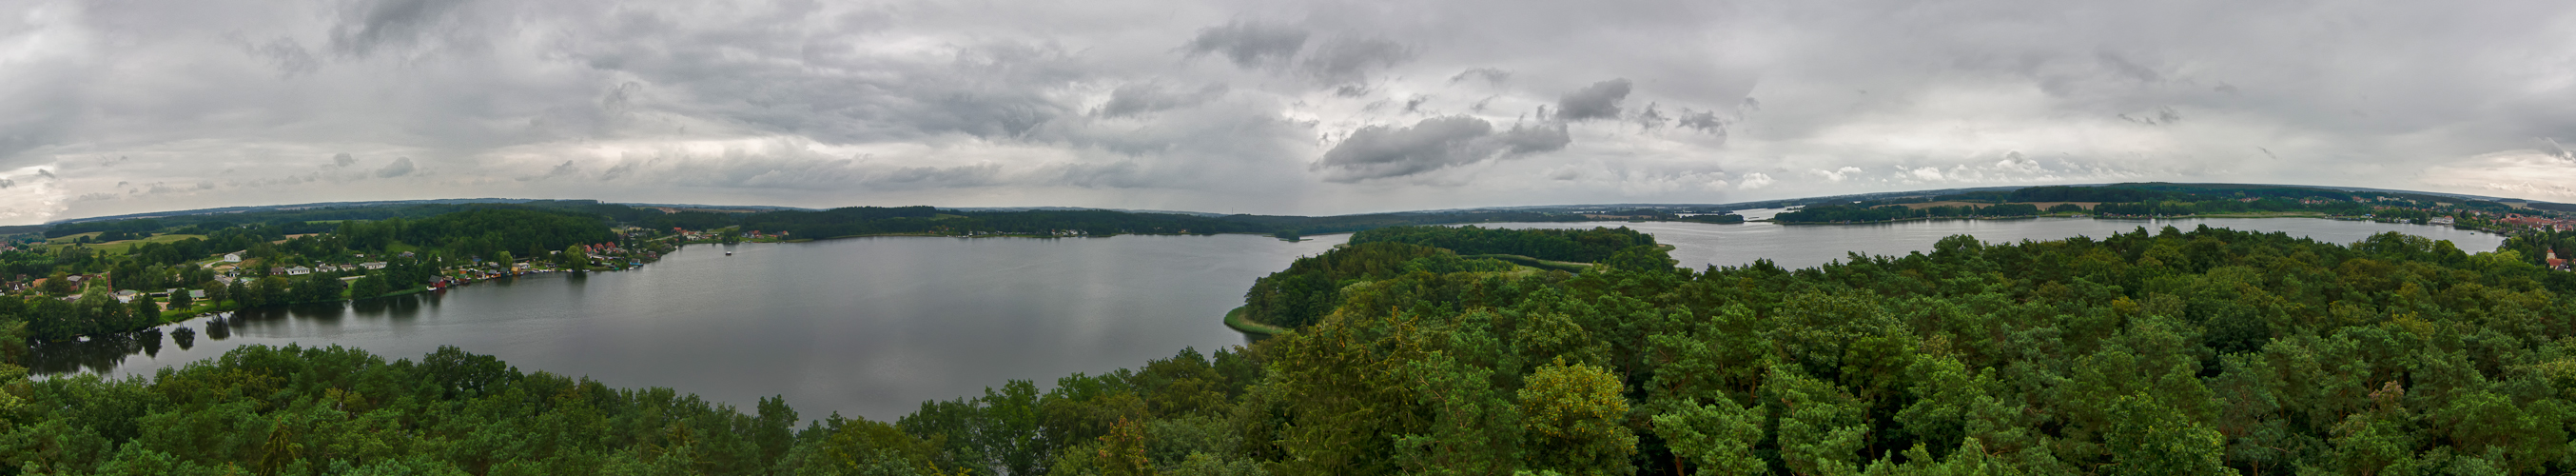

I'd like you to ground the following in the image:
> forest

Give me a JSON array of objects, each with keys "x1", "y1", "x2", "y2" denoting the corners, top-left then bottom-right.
[
  {"x1": 0, "y1": 207, "x2": 605, "y2": 342},
  {"x1": 1773, "y1": 204, "x2": 2051, "y2": 224},
  {"x1": 9, "y1": 218, "x2": 2572, "y2": 474},
  {"x1": 10, "y1": 224, "x2": 2561, "y2": 474},
  {"x1": 1770, "y1": 182, "x2": 2492, "y2": 224},
  {"x1": 1237, "y1": 226, "x2": 1660, "y2": 329}
]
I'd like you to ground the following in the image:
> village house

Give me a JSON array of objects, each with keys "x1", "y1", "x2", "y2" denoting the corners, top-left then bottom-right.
[
  {"x1": 286, "y1": 266, "x2": 312, "y2": 275},
  {"x1": 2552, "y1": 249, "x2": 2570, "y2": 271},
  {"x1": 223, "y1": 252, "x2": 243, "y2": 263},
  {"x1": 361, "y1": 262, "x2": 388, "y2": 269}
]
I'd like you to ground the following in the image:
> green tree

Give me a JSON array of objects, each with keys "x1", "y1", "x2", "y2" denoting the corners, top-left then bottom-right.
[
  {"x1": 225, "y1": 280, "x2": 249, "y2": 307},
  {"x1": 1596, "y1": 245, "x2": 1677, "y2": 273},
  {"x1": 563, "y1": 245, "x2": 591, "y2": 272},
  {"x1": 349, "y1": 275, "x2": 388, "y2": 299},
  {"x1": 130, "y1": 295, "x2": 161, "y2": 327},
  {"x1": 42, "y1": 271, "x2": 71, "y2": 295},
  {"x1": 1651, "y1": 397, "x2": 1766, "y2": 476},
  {"x1": 1518, "y1": 358, "x2": 1637, "y2": 475}
]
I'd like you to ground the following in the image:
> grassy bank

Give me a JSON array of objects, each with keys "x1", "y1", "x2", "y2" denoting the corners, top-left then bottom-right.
[
  {"x1": 1223, "y1": 306, "x2": 1291, "y2": 336},
  {"x1": 1464, "y1": 253, "x2": 1592, "y2": 273}
]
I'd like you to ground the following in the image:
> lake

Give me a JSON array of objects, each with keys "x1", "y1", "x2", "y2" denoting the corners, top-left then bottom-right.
[{"x1": 29, "y1": 217, "x2": 2507, "y2": 420}]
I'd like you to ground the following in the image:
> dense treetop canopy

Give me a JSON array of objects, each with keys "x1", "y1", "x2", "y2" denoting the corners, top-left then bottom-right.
[{"x1": 3, "y1": 224, "x2": 2570, "y2": 474}]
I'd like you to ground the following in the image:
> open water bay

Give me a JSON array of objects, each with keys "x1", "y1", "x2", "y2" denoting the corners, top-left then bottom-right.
[{"x1": 29, "y1": 217, "x2": 2506, "y2": 420}]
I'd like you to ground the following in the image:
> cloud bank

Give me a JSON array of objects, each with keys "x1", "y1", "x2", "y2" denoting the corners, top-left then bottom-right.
[{"x1": 0, "y1": 0, "x2": 2572, "y2": 223}]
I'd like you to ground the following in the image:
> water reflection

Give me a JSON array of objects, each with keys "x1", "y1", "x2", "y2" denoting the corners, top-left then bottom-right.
[{"x1": 29, "y1": 331, "x2": 153, "y2": 375}]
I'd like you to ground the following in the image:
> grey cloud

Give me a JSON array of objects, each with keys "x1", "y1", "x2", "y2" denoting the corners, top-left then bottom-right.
[
  {"x1": 1044, "y1": 162, "x2": 1149, "y2": 188},
  {"x1": 331, "y1": 153, "x2": 357, "y2": 168},
  {"x1": 1097, "y1": 84, "x2": 1228, "y2": 118},
  {"x1": 1317, "y1": 116, "x2": 1493, "y2": 182},
  {"x1": 2118, "y1": 107, "x2": 2182, "y2": 126},
  {"x1": 1490, "y1": 121, "x2": 1571, "y2": 156},
  {"x1": 1183, "y1": 21, "x2": 1308, "y2": 69},
  {"x1": 1633, "y1": 102, "x2": 1669, "y2": 129},
  {"x1": 249, "y1": 37, "x2": 319, "y2": 76},
  {"x1": 329, "y1": 0, "x2": 474, "y2": 57},
  {"x1": 1299, "y1": 37, "x2": 1411, "y2": 85},
  {"x1": 1678, "y1": 109, "x2": 1724, "y2": 133},
  {"x1": 376, "y1": 157, "x2": 416, "y2": 178},
  {"x1": 1555, "y1": 79, "x2": 1631, "y2": 122},
  {"x1": 874, "y1": 163, "x2": 1003, "y2": 186},
  {"x1": 2095, "y1": 51, "x2": 2162, "y2": 83},
  {"x1": 1316, "y1": 115, "x2": 1568, "y2": 182},
  {"x1": 1450, "y1": 68, "x2": 1511, "y2": 85},
  {"x1": 27, "y1": 0, "x2": 2576, "y2": 222}
]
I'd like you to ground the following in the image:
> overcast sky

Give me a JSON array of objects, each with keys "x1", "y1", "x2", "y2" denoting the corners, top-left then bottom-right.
[{"x1": 1, "y1": 0, "x2": 2572, "y2": 224}]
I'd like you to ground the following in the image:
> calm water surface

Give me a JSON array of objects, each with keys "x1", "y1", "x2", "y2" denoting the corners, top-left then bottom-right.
[
  {"x1": 36, "y1": 234, "x2": 1343, "y2": 420},
  {"x1": 31, "y1": 217, "x2": 2505, "y2": 419}
]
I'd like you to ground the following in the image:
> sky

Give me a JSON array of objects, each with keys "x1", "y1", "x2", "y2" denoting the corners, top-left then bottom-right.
[{"x1": 1, "y1": 0, "x2": 2574, "y2": 225}]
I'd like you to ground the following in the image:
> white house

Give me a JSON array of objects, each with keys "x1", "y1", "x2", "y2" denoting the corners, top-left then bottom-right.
[
  {"x1": 223, "y1": 252, "x2": 244, "y2": 263},
  {"x1": 285, "y1": 266, "x2": 312, "y2": 275},
  {"x1": 361, "y1": 262, "x2": 388, "y2": 270}
]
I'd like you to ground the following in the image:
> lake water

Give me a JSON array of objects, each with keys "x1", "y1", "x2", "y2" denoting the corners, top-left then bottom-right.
[{"x1": 28, "y1": 217, "x2": 2506, "y2": 420}]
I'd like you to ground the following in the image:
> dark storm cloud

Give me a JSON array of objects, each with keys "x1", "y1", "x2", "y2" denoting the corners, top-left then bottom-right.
[
  {"x1": 1554, "y1": 79, "x2": 1631, "y2": 122},
  {"x1": 1183, "y1": 21, "x2": 1309, "y2": 69}
]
